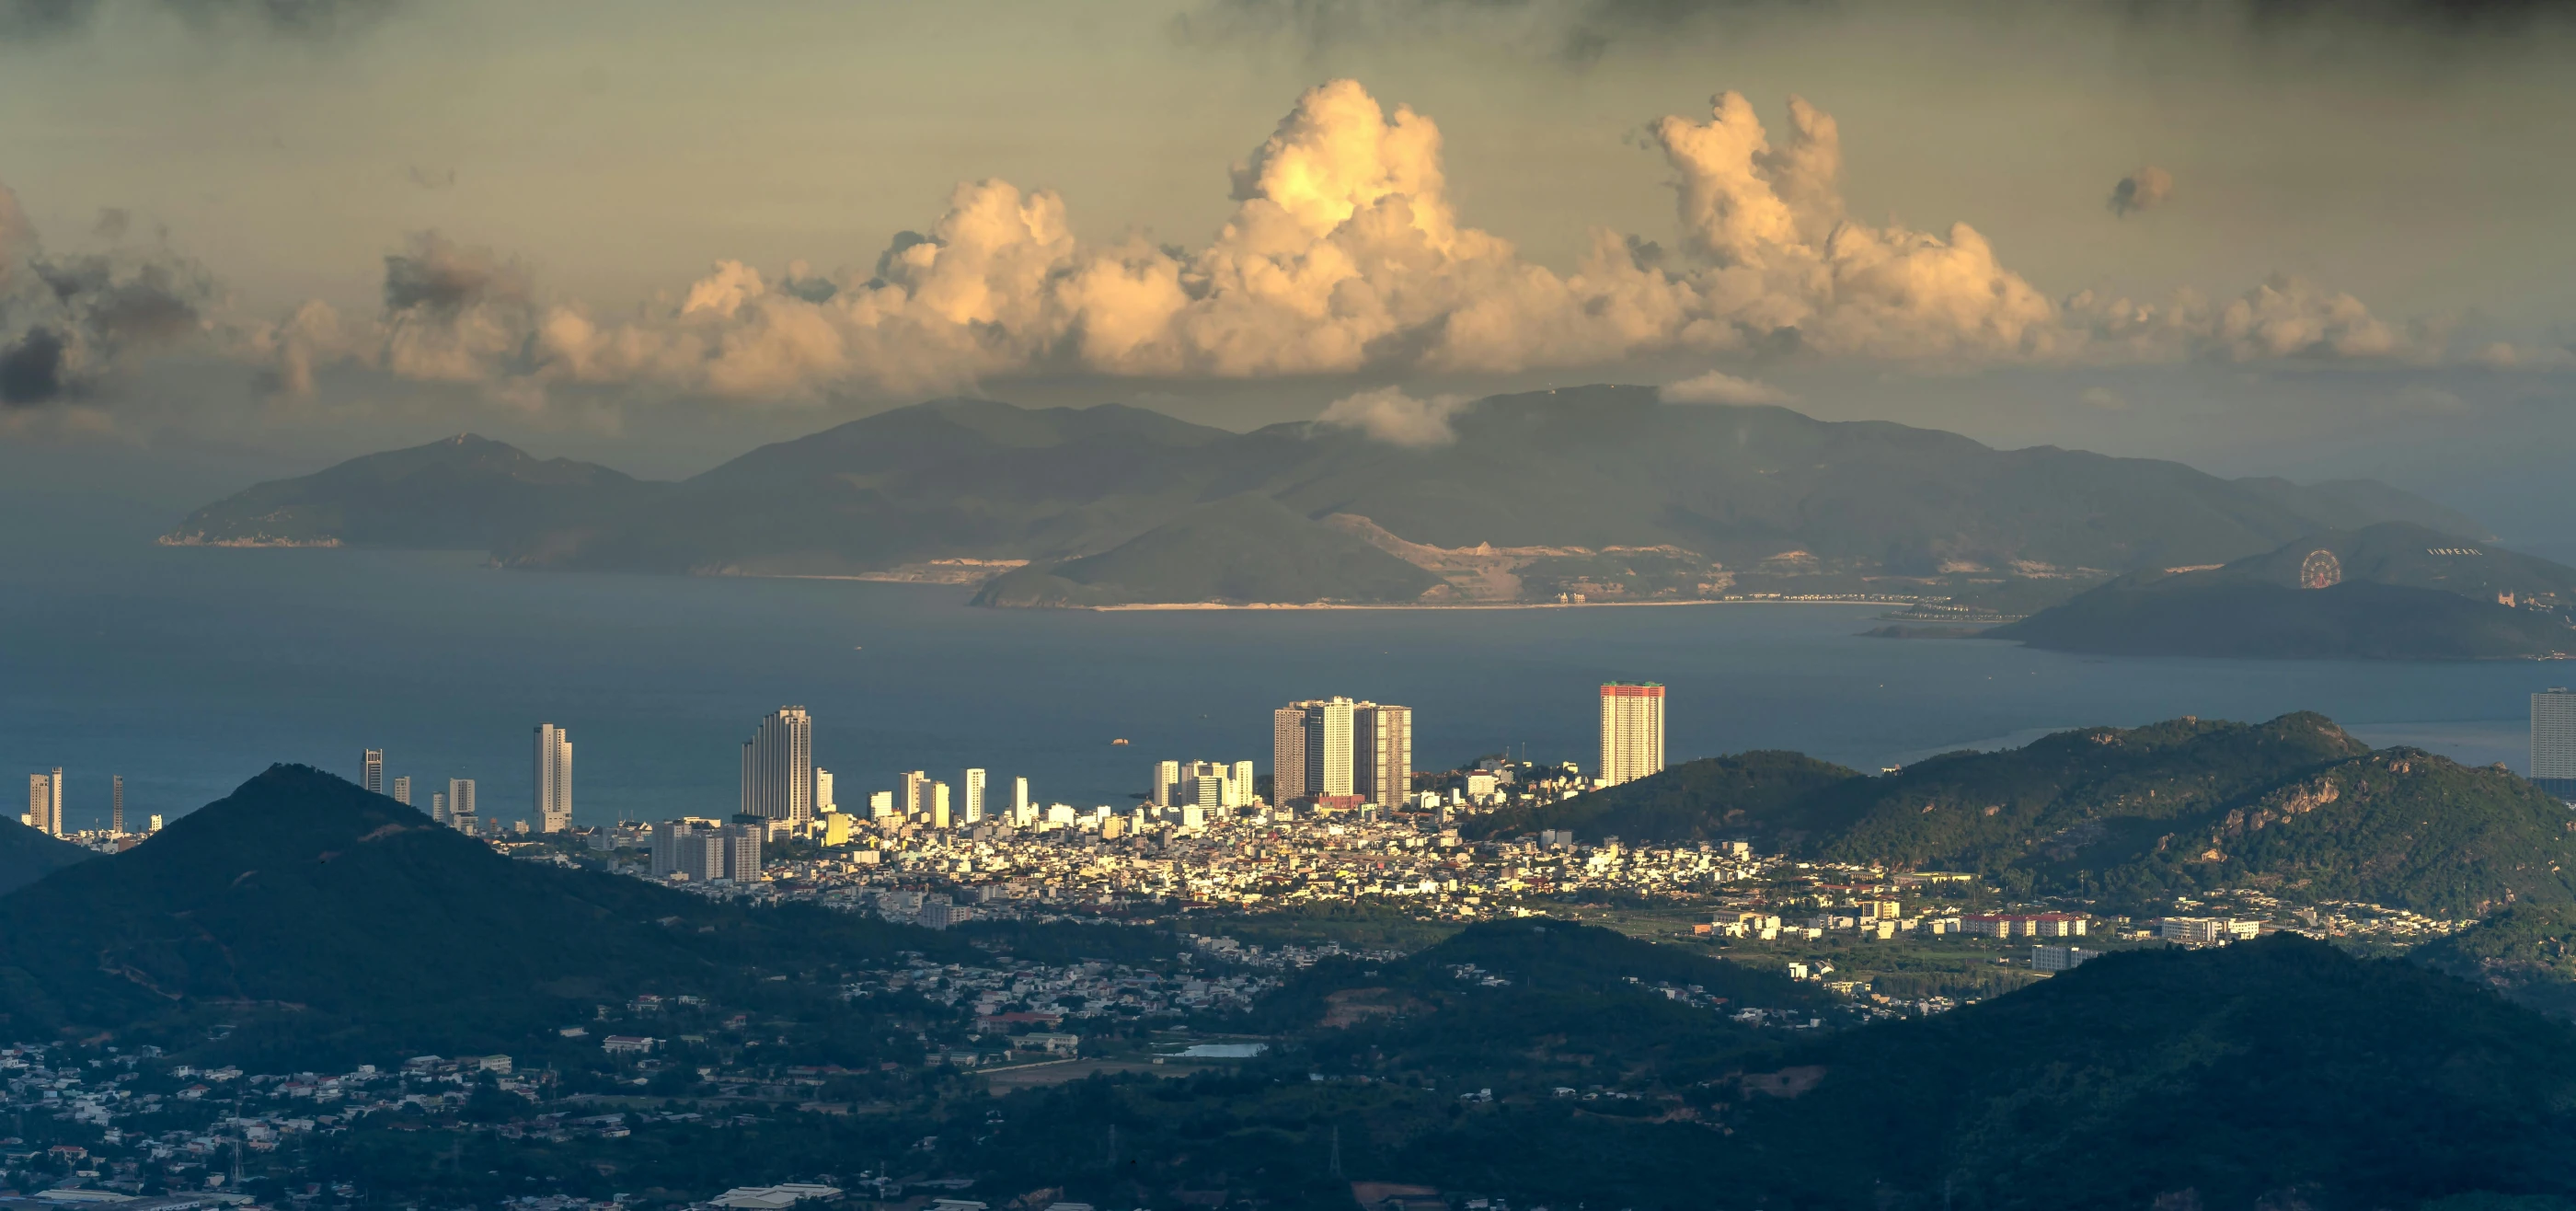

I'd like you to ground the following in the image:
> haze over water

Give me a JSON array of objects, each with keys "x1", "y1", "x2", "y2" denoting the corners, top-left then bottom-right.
[{"x1": 0, "y1": 452, "x2": 2551, "y2": 831}]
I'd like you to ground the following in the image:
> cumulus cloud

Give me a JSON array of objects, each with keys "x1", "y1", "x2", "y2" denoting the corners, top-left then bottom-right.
[
  {"x1": 2108, "y1": 166, "x2": 2175, "y2": 217},
  {"x1": 236, "y1": 80, "x2": 2469, "y2": 410},
  {"x1": 1660, "y1": 369, "x2": 1792, "y2": 405},
  {"x1": 1317, "y1": 386, "x2": 1471, "y2": 445},
  {"x1": 0, "y1": 181, "x2": 214, "y2": 405}
]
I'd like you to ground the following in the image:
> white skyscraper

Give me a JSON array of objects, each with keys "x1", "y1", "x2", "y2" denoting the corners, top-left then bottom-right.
[
  {"x1": 390, "y1": 776, "x2": 411, "y2": 807},
  {"x1": 962, "y1": 768, "x2": 987, "y2": 824},
  {"x1": 815, "y1": 768, "x2": 837, "y2": 813},
  {"x1": 1599, "y1": 682, "x2": 1667, "y2": 787},
  {"x1": 930, "y1": 781, "x2": 951, "y2": 829},
  {"x1": 901, "y1": 770, "x2": 930, "y2": 818},
  {"x1": 1155, "y1": 759, "x2": 1181, "y2": 807},
  {"x1": 739, "y1": 706, "x2": 815, "y2": 823},
  {"x1": 362, "y1": 749, "x2": 385, "y2": 797},
  {"x1": 2534, "y1": 689, "x2": 2576, "y2": 800},
  {"x1": 1012, "y1": 776, "x2": 1030, "y2": 823},
  {"x1": 431, "y1": 791, "x2": 447, "y2": 825},
  {"x1": 533, "y1": 723, "x2": 573, "y2": 833},
  {"x1": 1314, "y1": 698, "x2": 1354, "y2": 797}
]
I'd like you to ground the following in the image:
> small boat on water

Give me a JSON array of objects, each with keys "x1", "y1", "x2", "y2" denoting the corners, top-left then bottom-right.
[{"x1": 1110, "y1": 738, "x2": 1130, "y2": 746}]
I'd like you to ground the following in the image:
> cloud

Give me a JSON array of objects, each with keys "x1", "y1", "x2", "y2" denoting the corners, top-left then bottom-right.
[
  {"x1": 0, "y1": 180, "x2": 215, "y2": 405},
  {"x1": 91, "y1": 207, "x2": 130, "y2": 240},
  {"x1": 407, "y1": 165, "x2": 455, "y2": 191},
  {"x1": 1660, "y1": 369, "x2": 1792, "y2": 405},
  {"x1": 228, "y1": 81, "x2": 2466, "y2": 409},
  {"x1": 2079, "y1": 386, "x2": 2128, "y2": 410},
  {"x1": 1317, "y1": 385, "x2": 1471, "y2": 445},
  {"x1": 0, "y1": 0, "x2": 402, "y2": 45},
  {"x1": 1175, "y1": 0, "x2": 2576, "y2": 62},
  {"x1": 2108, "y1": 166, "x2": 2174, "y2": 217}
]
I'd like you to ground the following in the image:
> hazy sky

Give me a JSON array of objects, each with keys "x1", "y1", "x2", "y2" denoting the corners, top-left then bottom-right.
[{"x1": 2, "y1": 0, "x2": 2573, "y2": 534}]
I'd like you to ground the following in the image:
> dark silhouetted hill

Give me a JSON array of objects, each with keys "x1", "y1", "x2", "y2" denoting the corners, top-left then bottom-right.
[{"x1": 0, "y1": 819, "x2": 91, "y2": 896}]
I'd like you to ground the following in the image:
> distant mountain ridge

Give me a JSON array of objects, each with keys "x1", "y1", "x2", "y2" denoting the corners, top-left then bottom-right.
[
  {"x1": 166, "y1": 389, "x2": 2489, "y2": 608},
  {"x1": 0, "y1": 818, "x2": 91, "y2": 896},
  {"x1": 1992, "y1": 521, "x2": 2576, "y2": 659},
  {"x1": 1471, "y1": 712, "x2": 2576, "y2": 916}
]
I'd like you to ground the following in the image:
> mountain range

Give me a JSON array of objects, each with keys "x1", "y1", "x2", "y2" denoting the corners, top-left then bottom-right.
[
  {"x1": 0, "y1": 818, "x2": 92, "y2": 895},
  {"x1": 1990, "y1": 521, "x2": 2576, "y2": 659},
  {"x1": 1471, "y1": 711, "x2": 2576, "y2": 916},
  {"x1": 165, "y1": 388, "x2": 2490, "y2": 609}
]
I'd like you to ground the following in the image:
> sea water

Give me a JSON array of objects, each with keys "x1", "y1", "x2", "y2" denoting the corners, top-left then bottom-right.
[{"x1": 0, "y1": 457, "x2": 2551, "y2": 827}]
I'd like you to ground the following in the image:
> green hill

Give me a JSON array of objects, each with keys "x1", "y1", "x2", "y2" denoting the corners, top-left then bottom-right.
[
  {"x1": 167, "y1": 391, "x2": 2481, "y2": 606},
  {"x1": 0, "y1": 819, "x2": 92, "y2": 895},
  {"x1": 2416, "y1": 902, "x2": 2576, "y2": 1018},
  {"x1": 972, "y1": 493, "x2": 1442, "y2": 606},
  {"x1": 1472, "y1": 713, "x2": 2576, "y2": 915},
  {"x1": 1994, "y1": 522, "x2": 2576, "y2": 659},
  {"x1": 0, "y1": 765, "x2": 938, "y2": 1063}
]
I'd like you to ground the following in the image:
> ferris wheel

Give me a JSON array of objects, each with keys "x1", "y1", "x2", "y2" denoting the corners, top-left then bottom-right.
[{"x1": 2299, "y1": 548, "x2": 2343, "y2": 590}]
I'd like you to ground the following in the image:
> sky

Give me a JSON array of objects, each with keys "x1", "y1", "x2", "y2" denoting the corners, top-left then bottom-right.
[{"x1": 3, "y1": 0, "x2": 2574, "y2": 536}]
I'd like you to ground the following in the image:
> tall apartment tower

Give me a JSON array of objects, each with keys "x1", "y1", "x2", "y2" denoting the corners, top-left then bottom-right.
[
  {"x1": 362, "y1": 749, "x2": 385, "y2": 797},
  {"x1": 1271, "y1": 707, "x2": 1312, "y2": 804},
  {"x1": 390, "y1": 776, "x2": 411, "y2": 807},
  {"x1": 1599, "y1": 682, "x2": 1667, "y2": 787},
  {"x1": 815, "y1": 768, "x2": 837, "y2": 813},
  {"x1": 431, "y1": 791, "x2": 448, "y2": 825},
  {"x1": 26, "y1": 770, "x2": 60, "y2": 836},
  {"x1": 901, "y1": 770, "x2": 931, "y2": 818},
  {"x1": 1310, "y1": 698, "x2": 1355, "y2": 798},
  {"x1": 2534, "y1": 688, "x2": 2576, "y2": 800},
  {"x1": 1013, "y1": 776, "x2": 1031, "y2": 822},
  {"x1": 110, "y1": 775, "x2": 123, "y2": 835},
  {"x1": 962, "y1": 768, "x2": 987, "y2": 824},
  {"x1": 930, "y1": 782, "x2": 952, "y2": 829},
  {"x1": 446, "y1": 778, "x2": 478, "y2": 834},
  {"x1": 1356, "y1": 703, "x2": 1413, "y2": 808},
  {"x1": 1154, "y1": 759, "x2": 1181, "y2": 807},
  {"x1": 739, "y1": 706, "x2": 814, "y2": 823},
  {"x1": 532, "y1": 723, "x2": 574, "y2": 833}
]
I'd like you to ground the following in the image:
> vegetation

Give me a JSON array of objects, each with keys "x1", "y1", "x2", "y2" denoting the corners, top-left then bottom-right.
[
  {"x1": 0, "y1": 816, "x2": 91, "y2": 895},
  {"x1": 2417, "y1": 903, "x2": 2576, "y2": 1017},
  {"x1": 973, "y1": 493, "x2": 1442, "y2": 606},
  {"x1": 1474, "y1": 713, "x2": 2576, "y2": 916},
  {"x1": 0, "y1": 765, "x2": 980, "y2": 1065}
]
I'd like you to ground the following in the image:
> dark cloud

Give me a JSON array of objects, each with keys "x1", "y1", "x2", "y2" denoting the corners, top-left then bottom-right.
[
  {"x1": 0, "y1": 328, "x2": 66, "y2": 405},
  {"x1": 1176, "y1": 0, "x2": 2576, "y2": 60},
  {"x1": 0, "y1": 0, "x2": 401, "y2": 45},
  {"x1": 2108, "y1": 166, "x2": 2174, "y2": 217},
  {"x1": 91, "y1": 207, "x2": 130, "y2": 240},
  {"x1": 382, "y1": 231, "x2": 525, "y2": 317}
]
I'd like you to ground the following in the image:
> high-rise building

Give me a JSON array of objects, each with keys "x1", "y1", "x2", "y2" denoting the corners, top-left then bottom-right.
[
  {"x1": 900, "y1": 770, "x2": 930, "y2": 819},
  {"x1": 1232, "y1": 760, "x2": 1254, "y2": 803},
  {"x1": 963, "y1": 768, "x2": 987, "y2": 824},
  {"x1": 110, "y1": 775, "x2": 123, "y2": 835},
  {"x1": 26, "y1": 770, "x2": 60, "y2": 836},
  {"x1": 815, "y1": 768, "x2": 837, "y2": 813},
  {"x1": 2535, "y1": 688, "x2": 2576, "y2": 800},
  {"x1": 1271, "y1": 706, "x2": 1310, "y2": 803},
  {"x1": 1155, "y1": 760, "x2": 1181, "y2": 807},
  {"x1": 531, "y1": 724, "x2": 573, "y2": 833},
  {"x1": 1013, "y1": 776, "x2": 1030, "y2": 822},
  {"x1": 1599, "y1": 682, "x2": 1666, "y2": 787},
  {"x1": 930, "y1": 782, "x2": 952, "y2": 830},
  {"x1": 1356, "y1": 703, "x2": 1412, "y2": 808},
  {"x1": 362, "y1": 750, "x2": 385, "y2": 797},
  {"x1": 1272, "y1": 698, "x2": 1404, "y2": 805},
  {"x1": 446, "y1": 778, "x2": 478, "y2": 834},
  {"x1": 390, "y1": 776, "x2": 411, "y2": 807},
  {"x1": 868, "y1": 790, "x2": 895, "y2": 819},
  {"x1": 739, "y1": 707, "x2": 814, "y2": 823},
  {"x1": 431, "y1": 791, "x2": 447, "y2": 825}
]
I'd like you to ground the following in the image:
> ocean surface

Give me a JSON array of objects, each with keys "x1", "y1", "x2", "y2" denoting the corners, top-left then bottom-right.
[{"x1": 0, "y1": 454, "x2": 2557, "y2": 830}]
